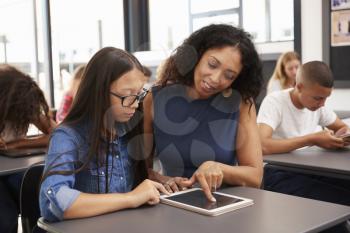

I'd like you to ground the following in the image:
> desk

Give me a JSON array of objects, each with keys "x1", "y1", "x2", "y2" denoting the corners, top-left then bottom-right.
[
  {"x1": 343, "y1": 117, "x2": 350, "y2": 126},
  {"x1": 335, "y1": 110, "x2": 350, "y2": 119},
  {"x1": 38, "y1": 187, "x2": 350, "y2": 233},
  {"x1": 0, "y1": 154, "x2": 45, "y2": 176},
  {"x1": 263, "y1": 146, "x2": 350, "y2": 180}
]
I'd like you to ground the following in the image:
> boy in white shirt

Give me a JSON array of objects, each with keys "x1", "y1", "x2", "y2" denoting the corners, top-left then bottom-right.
[{"x1": 257, "y1": 61, "x2": 350, "y2": 206}]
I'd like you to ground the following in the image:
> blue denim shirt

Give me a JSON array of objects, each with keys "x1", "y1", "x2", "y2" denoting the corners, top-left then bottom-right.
[{"x1": 39, "y1": 122, "x2": 134, "y2": 222}]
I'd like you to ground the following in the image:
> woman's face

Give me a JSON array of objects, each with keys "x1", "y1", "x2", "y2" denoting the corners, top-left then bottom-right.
[
  {"x1": 284, "y1": 59, "x2": 300, "y2": 81},
  {"x1": 192, "y1": 46, "x2": 243, "y2": 99},
  {"x1": 109, "y1": 68, "x2": 147, "y2": 122}
]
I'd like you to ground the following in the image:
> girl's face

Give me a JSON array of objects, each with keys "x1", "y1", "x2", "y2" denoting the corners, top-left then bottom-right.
[
  {"x1": 192, "y1": 46, "x2": 243, "y2": 99},
  {"x1": 284, "y1": 59, "x2": 300, "y2": 81},
  {"x1": 109, "y1": 68, "x2": 147, "y2": 122}
]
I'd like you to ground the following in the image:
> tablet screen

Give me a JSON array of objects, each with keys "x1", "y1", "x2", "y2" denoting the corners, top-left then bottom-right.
[{"x1": 164, "y1": 189, "x2": 244, "y2": 210}]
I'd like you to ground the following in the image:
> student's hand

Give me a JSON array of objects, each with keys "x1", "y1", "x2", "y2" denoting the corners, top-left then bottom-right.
[
  {"x1": 335, "y1": 126, "x2": 350, "y2": 146},
  {"x1": 0, "y1": 137, "x2": 7, "y2": 149},
  {"x1": 130, "y1": 179, "x2": 169, "y2": 207},
  {"x1": 0, "y1": 138, "x2": 18, "y2": 149},
  {"x1": 312, "y1": 130, "x2": 345, "y2": 149},
  {"x1": 180, "y1": 161, "x2": 223, "y2": 202},
  {"x1": 162, "y1": 177, "x2": 190, "y2": 193},
  {"x1": 335, "y1": 126, "x2": 349, "y2": 137},
  {"x1": 2, "y1": 139, "x2": 23, "y2": 150}
]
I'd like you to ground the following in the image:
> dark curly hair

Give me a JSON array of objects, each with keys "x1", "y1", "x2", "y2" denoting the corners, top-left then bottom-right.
[
  {"x1": 159, "y1": 24, "x2": 263, "y2": 105},
  {"x1": 0, "y1": 65, "x2": 49, "y2": 137}
]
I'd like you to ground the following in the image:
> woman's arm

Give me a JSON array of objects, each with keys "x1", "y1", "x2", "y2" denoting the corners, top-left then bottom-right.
[
  {"x1": 223, "y1": 100, "x2": 263, "y2": 187},
  {"x1": 181, "y1": 100, "x2": 264, "y2": 201},
  {"x1": 143, "y1": 92, "x2": 157, "y2": 173}
]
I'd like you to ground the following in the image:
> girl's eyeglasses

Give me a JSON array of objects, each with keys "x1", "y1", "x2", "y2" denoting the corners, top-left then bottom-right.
[{"x1": 110, "y1": 88, "x2": 149, "y2": 107}]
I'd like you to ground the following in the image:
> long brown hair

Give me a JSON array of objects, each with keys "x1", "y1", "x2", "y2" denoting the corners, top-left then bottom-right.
[{"x1": 42, "y1": 47, "x2": 148, "y2": 190}]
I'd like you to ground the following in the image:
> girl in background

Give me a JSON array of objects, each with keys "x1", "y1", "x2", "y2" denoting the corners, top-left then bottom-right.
[
  {"x1": 56, "y1": 65, "x2": 86, "y2": 123},
  {"x1": 267, "y1": 51, "x2": 301, "y2": 94}
]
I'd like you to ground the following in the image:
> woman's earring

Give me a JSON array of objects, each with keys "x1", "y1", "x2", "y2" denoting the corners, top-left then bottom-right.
[{"x1": 222, "y1": 88, "x2": 232, "y2": 98}]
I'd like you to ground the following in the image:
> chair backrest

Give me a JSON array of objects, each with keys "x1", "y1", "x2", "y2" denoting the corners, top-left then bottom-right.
[{"x1": 20, "y1": 162, "x2": 45, "y2": 233}]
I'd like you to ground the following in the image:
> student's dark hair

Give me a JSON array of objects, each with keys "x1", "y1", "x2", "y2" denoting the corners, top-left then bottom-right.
[
  {"x1": 159, "y1": 24, "x2": 263, "y2": 106},
  {"x1": 302, "y1": 61, "x2": 334, "y2": 88},
  {"x1": 43, "y1": 47, "x2": 147, "y2": 189},
  {"x1": 0, "y1": 65, "x2": 49, "y2": 137}
]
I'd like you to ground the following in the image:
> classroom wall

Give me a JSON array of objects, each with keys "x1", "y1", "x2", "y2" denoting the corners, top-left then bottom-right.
[
  {"x1": 301, "y1": 0, "x2": 350, "y2": 111},
  {"x1": 326, "y1": 89, "x2": 350, "y2": 111},
  {"x1": 301, "y1": 0, "x2": 323, "y2": 62}
]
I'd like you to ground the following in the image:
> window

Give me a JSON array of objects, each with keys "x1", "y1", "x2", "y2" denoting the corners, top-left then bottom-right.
[
  {"x1": 243, "y1": 0, "x2": 294, "y2": 43},
  {"x1": 192, "y1": 14, "x2": 239, "y2": 32},
  {"x1": 49, "y1": 0, "x2": 124, "y2": 107},
  {"x1": 0, "y1": 0, "x2": 37, "y2": 75},
  {"x1": 189, "y1": 0, "x2": 293, "y2": 43},
  {"x1": 270, "y1": 0, "x2": 294, "y2": 41},
  {"x1": 242, "y1": 0, "x2": 266, "y2": 42},
  {"x1": 190, "y1": 0, "x2": 240, "y2": 32},
  {"x1": 149, "y1": 0, "x2": 190, "y2": 51},
  {"x1": 190, "y1": 0, "x2": 239, "y2": 14}
]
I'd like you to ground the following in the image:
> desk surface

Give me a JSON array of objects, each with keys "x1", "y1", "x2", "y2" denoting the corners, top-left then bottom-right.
[
  {"x1": 38, "y1": 187, "x2": 350, "y2": 233},
  {"x1": 335, "y1": 110, "x2": 350, "y2": 119},
  {"x1": 263, "y1": 146, "x2": 350, "y2": 179},
  {"x1": 0, "y1": 154, "x2": 45, "y2": 175}
]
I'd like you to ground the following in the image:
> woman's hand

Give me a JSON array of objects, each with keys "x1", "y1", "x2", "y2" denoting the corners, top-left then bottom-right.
[
  {"x1": 181, "y1": 161, "x2": 223, "y2": 202},
  {"x1": 130, "y1": 179, "x2": 169, "y2": 207}
]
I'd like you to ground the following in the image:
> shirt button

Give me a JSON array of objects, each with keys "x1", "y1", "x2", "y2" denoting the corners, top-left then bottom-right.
[
  {"x1": 100, "y1": 171, "x2": 105, "y2": 175},
  {"x1": 116, "y1": 155, "x2": 119, "y2": 159},
  {"x1": 120, "y1": 177, "x2": 123, "y2": 180},
  {"x1": 47, "y1": 189, "x2": 52, "y2": 194}
]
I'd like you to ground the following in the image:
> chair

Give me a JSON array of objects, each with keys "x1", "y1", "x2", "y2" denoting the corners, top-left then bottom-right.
[{"x1": 20, "y1": 162, "x2": 45, "y2": 233}]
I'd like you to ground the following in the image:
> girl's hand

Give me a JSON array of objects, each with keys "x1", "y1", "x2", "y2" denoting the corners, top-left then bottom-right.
[
  {"x1": 162, "y1": 177, "x2": 190, "y2": 193},
  {"x1": 130, "y1": 179, "x2": 170, "y2": 207}
]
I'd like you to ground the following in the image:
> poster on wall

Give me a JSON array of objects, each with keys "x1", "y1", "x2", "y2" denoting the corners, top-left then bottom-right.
[
  {"x1": 332, "y1": 0, "x2": 350, "y2": 10},
  {"x1": 331, "y1": 10, "x2": 350, "y2": 46}
]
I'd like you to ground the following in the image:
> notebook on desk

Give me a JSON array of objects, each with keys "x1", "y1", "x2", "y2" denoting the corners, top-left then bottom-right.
[{"x1": 0, "y1": 148, "x2": 46, "y2": 158}]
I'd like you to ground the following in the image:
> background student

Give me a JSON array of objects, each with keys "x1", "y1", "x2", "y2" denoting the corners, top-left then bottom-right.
[
  {"x1": 0, "y1": 64, "x2": 55, "y2": 233},
  {"x1": 267, "y1": 51, "x2": 301, "y2": 94},
  {"x1": 40, "y1": 47, "x2": 168, "y2": 222},
  {"x1": 258, "y1": 61, "x2": 350, "y2": 205},
  {"x1": 144, "y1": 24, "x2": 264, "y2": 202},
  {"x1": 56, "y1": 65, "x2": 86, "y2": 123}
]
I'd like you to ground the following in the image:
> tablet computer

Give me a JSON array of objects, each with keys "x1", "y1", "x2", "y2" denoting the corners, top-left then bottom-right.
[{"x1": 160, "y1": 188, "x2": 253, "y2": 216}]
